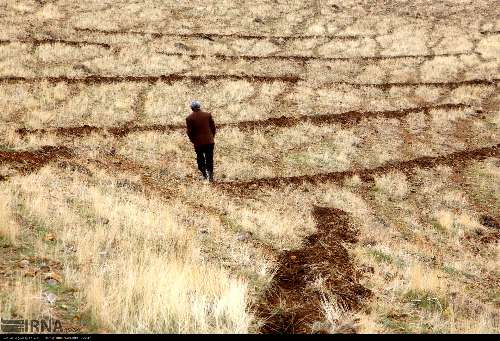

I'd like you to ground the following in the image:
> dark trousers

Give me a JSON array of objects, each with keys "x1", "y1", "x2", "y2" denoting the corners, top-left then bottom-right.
[{"x1": 194, "y1": 143, "x2": 214, "y2": 179}]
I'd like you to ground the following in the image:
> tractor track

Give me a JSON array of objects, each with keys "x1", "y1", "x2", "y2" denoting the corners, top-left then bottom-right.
[{"x1": 15, "y1": 103, "x2": 474, "y2": 138}]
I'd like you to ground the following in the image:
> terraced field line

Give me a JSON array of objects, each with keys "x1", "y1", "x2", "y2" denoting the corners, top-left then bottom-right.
[
  {"x1": 0, "y1": 39, "x2": 476, "y2": 60},
  {"x1": 2, "y1": 76, "x2": 496, "y2": 88},
  {"x1": 317, "y1": 79, "x2": 498, "y2": 90},
  {"x1": 228, "y1": 103, "x2": 474, "y2": 129},
  {"x1": 15, "y1": 103, "x2": 474, "y2": 138},
  {"x1": 74, "y1": 27, "x2": 376, "y2": 40},
  {"x1": 157, "y1": 51, "x2": 477, "y2": 62},
  {"x1": 217, "y1": 144, "x2": 500, "y2": 193},
  {"x1": 0, "y1": 39, "x2": 111, "y2": 49},
  {"x1": 3, "y1": 144, "x2": 498, "y2": 193},
  {"x1": 0, "y1": 74, "x2": 302, "y2": 84},
  {"x1": 480, "y1": 31, "x2": 500, "y2": 35}
]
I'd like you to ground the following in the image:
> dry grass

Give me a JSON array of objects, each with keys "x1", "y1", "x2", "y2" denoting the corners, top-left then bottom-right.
[
  {"x1": 1, "y1": 167, "x2": 253, "y2": 333},
  {"x1": 0, "y1": 276, "x2": 44, "y2": 320},
  {"x1": 0, "y1": 0, "x2": 499, "y2": 335},
  {"x1": 350, "y1": 165, "x2": 499, "y2": 333},
  {"x1": 0, "y1": 191, "x2": 19, "y2": 246}
]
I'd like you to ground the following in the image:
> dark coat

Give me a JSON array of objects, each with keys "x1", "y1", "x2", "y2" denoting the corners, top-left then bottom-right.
[{"x1": 186, "y1": 110, "x2": 216, "y2": 147}]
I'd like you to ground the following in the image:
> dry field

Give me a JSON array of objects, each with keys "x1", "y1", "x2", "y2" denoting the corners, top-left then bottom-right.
[{"x1": 0, "y1": 0, "x2": 499, "y2": 334}]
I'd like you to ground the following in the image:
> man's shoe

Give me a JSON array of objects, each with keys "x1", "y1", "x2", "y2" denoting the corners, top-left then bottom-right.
[{"x1": 207, "y1": 171, "x2": 214, "y2": 182}]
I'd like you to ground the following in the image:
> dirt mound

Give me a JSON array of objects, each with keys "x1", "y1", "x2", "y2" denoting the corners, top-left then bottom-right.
[
  {"x1": 0, "y1": 146, "x2": 73, "y2": 178},
  {"x1": 255, "y1": 207, "x2": 371, "y2": 334}
]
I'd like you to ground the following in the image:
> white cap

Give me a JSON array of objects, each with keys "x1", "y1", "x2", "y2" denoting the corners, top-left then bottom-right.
[{"x1": 190, "y1": 100, "x2": 201, "y2": 110}]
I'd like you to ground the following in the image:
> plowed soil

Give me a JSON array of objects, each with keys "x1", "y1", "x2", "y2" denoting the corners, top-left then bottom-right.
[
  {"x1": 0, "y1": 74, "x2": 302, "y2": 85},
  {"x1": 0, "y1": 146, "x2": 73, "y2": 178},
  {"x1": 255, "y1": 206, "x2": 371, "y2": 334},
  {"x1": 157, "y1": 51, "x2": 475, "y2": 62}
]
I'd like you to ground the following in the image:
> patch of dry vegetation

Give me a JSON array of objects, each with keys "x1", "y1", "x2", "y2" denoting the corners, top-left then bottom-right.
[
  {"x1": 0, "y1": 0, "x2": 499, "y2": 335},
  {"x1": 350, "y1": 165, "x2": 499, "y2": 333},
  {"x1": 1, "y1": 167, "x2": 254, "y2": 333}
]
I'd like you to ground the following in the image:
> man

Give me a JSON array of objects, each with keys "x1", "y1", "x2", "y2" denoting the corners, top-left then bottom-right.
[{"x1": 186, "y1": 100, "x2": 216, "y2": 182}]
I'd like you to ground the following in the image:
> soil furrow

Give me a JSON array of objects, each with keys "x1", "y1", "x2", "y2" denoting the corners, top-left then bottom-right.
[
  {"x1": 0, "y1": 74, "x2": 302, "y2": 85},
  {"x1": 0, "y1": 146, "x2": 73, "y2": 179},
  {"x1": 255, "y1": 206, "x2": 371, "y2": 334},
  {"x1": 217, "y1": 144, "x2": 500, "y2": 193},
  {"x1": 15, "y1": 103, "x2": 474, "y2": 138},
  {"x1": 157, "y1": 51, "x2": 477, "y2": 62},
  {"x1": 1, "y1": 76, "x2": 495, "y2": 89},
  {"x1": 74, "y1": 27, "x2": 375, "y2": 41},
  {"x1": 317, "y1": 79, "x2": 498, "y2": 90},
  {"x1": 0, "y1": 39, "x2": 111, "y2": 49},
  {"x1": 230, "y1": 103, "x2": 474, "y2": 129}
]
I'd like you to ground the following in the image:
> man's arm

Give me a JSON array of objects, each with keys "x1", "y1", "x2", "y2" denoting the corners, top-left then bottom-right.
[
  {"x1": 186, "y1": 117, "x2": 195, "y2": 143},
  {"x1": 209, "y1": 114, "x2": 216, "y2": 137}
]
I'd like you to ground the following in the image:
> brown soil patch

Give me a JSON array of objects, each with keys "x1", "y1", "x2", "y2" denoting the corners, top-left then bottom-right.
[
  {"x1": 480, "y1": 31, "x2": 500, "y2": 35},
  {"x1": 255, "y1": 206, "x2": 371, "y2": 334},
  {"x1": 464, "y1": 215, "x2": 500, "y2": 245},
  {"x1": 480, "y1": 215, "x2": 499, "y2": 230},
  {"x1": 465, "y1": 228, "x2": 500, "y2": 245},
  {"x1": 0, "y1": 146, "x2": 73, "y2": 179}
]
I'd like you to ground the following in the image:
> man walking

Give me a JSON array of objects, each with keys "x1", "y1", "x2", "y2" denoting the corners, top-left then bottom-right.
[{"x1": 186, "y1": 101, "x2": 216, "y2": 182}]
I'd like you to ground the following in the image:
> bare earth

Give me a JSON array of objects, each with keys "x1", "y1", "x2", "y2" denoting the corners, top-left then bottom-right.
[{"x1": 0, "y1": 0, "x2": 499, "y2": 334}]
